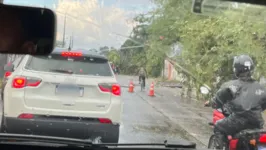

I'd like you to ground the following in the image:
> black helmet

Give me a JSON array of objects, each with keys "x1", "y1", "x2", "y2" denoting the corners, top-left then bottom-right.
[{"x1": 233, "y1": 55, "x2": 254, "y2": 78}]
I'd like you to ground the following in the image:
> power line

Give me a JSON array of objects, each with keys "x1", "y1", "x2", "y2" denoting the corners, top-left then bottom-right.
[
  {"x1": 56, "y1": 11, "x2": 102, "y2": 28},
  {"x1": 118, "y1": 45, "x2": 145, "y2": 50},
  {"x1": 62, "y1": 13, "x2": 66, "y2": 47},
  {"x1": 55, "y1": 11, "x2": 145, "y2": 46}
]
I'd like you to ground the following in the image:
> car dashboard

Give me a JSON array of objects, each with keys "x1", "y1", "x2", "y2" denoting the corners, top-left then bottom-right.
[{"x1": 0, "y1": 142, "x2": 211, "y2": 150}]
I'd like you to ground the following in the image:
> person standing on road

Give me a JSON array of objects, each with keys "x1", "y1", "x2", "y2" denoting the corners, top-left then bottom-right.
[
  {"x1": 114, "y1": 66, "x2": 117, "y2": 74},
  {"x1": 116, "y1": 65, "x2": 120, "y2": 75},
  {"x1": 204, "y1": 55, "x2": 266, "y2": 148},
  {"x1": 138, "y1": 67, "x2": 147, "y2": 88}
]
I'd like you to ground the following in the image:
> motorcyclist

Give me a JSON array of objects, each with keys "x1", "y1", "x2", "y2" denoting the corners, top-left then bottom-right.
[
  {"x1": 204, "y1": 55, "x2": 266, "y2": 147},
  {"x1": 139, "y1": 67, "x2": 147, "y2": 88}
]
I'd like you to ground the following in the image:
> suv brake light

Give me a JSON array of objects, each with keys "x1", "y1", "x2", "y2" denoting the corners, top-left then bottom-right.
[
  {"x1": 98, "y1": 83, "x2": 121, "y2": 96},
  {"x1": 61, "y1": 52, "x2": 82, "y2": 57},
  {"x1": 12, "y1": 76, "x2": 42, "y2": 88},
  {"x1": 112, "y1": 84, "x2": 120, "y2": 95}
]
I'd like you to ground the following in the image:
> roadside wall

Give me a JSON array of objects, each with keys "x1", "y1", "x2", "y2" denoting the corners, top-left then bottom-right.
[
  {"x1": 162, "y1": 59, "x2": 198, "y2": 100},
  {"x1": 162, "y1": 59, "x2": 183, "y2": 81}
]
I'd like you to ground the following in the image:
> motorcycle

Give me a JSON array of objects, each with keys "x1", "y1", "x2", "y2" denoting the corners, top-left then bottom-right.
[{"x1": 200, "y1": 85, "x2": 266, "y2": 150}]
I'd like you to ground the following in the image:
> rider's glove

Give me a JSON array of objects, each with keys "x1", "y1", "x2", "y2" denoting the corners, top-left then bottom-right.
[{"x1": 204, "y1": 100, "x2": 211, "y2": 107}]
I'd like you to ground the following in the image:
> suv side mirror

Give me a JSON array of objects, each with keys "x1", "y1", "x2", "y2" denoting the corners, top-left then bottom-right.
[{"x1": 4, "y1": 63, "x2": 15, "y2": 72}]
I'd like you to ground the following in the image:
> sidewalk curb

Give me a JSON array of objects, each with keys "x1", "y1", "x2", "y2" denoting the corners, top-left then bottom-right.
[{"x1": 156, "y1": 88, "x2": 210, "y2": 146}]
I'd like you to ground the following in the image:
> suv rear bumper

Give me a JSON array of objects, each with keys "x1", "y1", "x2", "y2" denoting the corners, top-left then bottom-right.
[{"x1": 3, "y1": 117, "x2": 119, "y2": 143}]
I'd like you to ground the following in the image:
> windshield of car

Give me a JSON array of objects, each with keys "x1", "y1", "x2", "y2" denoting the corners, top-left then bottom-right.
[
  {"x1": 2, "y1": 0, "x2": 266, "y2": 149},
  {"x1": 25, "y1": 54, "x2": 112, "y2": 76}
]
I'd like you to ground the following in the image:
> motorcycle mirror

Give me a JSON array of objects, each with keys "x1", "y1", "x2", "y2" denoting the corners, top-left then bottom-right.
[
  {"x1": 217, "y1": 108, "x2": 223, "y2": 112},
  {"x1": 0, "y1": 4, "x2": 56, "y2": 55},
  {"x1": 200, "y1": 86, "x2": 210, "y2": 95}
]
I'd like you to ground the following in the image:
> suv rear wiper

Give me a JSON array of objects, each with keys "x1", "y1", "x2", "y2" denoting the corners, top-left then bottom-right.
[
  {"x1": 49, "y1": 69, "x2": 73, "y2": 74},
  {"x1": 0, "y1": 134, "x2": 196, "y2": 149}
]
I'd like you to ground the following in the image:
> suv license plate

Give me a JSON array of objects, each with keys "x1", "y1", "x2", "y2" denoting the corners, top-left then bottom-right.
[{"x1": 56, "y1": 84, "x2": 80, "y2": 97}]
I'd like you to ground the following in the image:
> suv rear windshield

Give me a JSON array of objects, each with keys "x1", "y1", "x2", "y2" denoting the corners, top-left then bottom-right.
[{"x1": 25, "y1": 54, "x2": 113, "y2": 76}]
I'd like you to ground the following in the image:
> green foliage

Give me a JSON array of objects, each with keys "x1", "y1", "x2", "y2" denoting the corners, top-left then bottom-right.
[
  {"x1": 107, "y1": 49, "x2": 120, "y2": 65},
  {"x1": 118, "y1": 0, "x2": 266, "y2": 95},
  {"x1": 99, "y1": 46, "x2": 110, "y2": 57},
  {"x1": 119, "y1": 23, "x2": 149, "y2": 75},
  {"x1": 146, "y1": 0, "x2": 266, "y2": 97}
]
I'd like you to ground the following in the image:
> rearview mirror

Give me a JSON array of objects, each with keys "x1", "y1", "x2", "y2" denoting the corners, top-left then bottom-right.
[
  {"x1": 4, "y1": 63, "x2": 14, "y2": 72},
  {"x1": 192, "y1": 0, "x2": 266, "y2": 22},
  {"x1": 0, "y1": 4, "x2": 56, "y2": 55},
  {"x1": 200, "y1": 86, "x2": 210, "y2": 95}
]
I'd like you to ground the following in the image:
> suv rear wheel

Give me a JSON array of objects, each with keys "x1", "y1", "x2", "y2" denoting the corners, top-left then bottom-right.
[
  {"x1": 0, "y1": 114, "x2": 5, "y2": 133},
  {"x1": 0, "y1": 118, "x2": 6, "y2": 133}
]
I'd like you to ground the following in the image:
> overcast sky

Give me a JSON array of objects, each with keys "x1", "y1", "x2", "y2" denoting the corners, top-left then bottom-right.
[{"x1": 4, "y1": 0, "x2": 155, "y2": 50}]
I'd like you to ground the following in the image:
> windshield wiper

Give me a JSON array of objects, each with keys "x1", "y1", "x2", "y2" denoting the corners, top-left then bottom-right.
[
  {"x1": 100, "y1": 140, "x2": 196, "y2": 149},
  {"x1": 49, "y1": 69, "x2": 73, "y2": 74},
  {"x1": 0, "y1": 134, "x2": 197, "y2": 149},
  {"x1": 0, "y1": 133, "x2": 93, "y2": 147}
]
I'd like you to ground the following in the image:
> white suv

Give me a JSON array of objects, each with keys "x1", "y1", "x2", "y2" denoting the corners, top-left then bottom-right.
[{"x1": 2, "y1": 48, "x2": 122, "y2": 143}]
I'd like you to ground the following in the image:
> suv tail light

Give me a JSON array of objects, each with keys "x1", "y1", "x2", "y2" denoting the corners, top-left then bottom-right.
[
  {"x1": 98, "y1": 118, "x2": 112, "y2": 124},
  {"x1": 18, "y1": 113, "x2": 34, "y2": 119},
  {"x1": 12, "y1": 76, "x2": 42, "y2": 88},
  {"x1": 4, "y1": 71, "x2": 12, "y2": 77},
  {"x1": 98, "y1": 83, "x2": 121, "y2": 96}
]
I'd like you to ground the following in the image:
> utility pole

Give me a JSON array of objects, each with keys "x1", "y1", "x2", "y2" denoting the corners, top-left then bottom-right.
[
  {"x1": 62, "y1": 13, "x2": 66, "y2": 47},
  {"x1": 71, "y1": 32, "x2": 74, "y2": 48},
  {"x1": 68, "y1": 36, "x2": 72, "y2": 51}
]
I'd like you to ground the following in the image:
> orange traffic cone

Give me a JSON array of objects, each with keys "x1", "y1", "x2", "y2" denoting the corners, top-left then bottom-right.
[
  {"x1": 149, "y1": 82, "x2": 155, "y2": 97},
  {"x1": 128, "y1": 81, "x2": 134, "y2": 93}
]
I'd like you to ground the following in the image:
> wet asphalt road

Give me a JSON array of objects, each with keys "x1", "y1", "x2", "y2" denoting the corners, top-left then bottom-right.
[
  {"x1": 117, "y1": 75, "x2": 194, "y2": 144},
  {"x1": 119, "y1": 87, "x2": 184, "y2": 143},
  {"x1": 117, "y1": 75, "x2": 211, "y2": 149}
]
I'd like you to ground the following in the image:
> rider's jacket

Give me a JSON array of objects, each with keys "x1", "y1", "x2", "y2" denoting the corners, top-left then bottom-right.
[
  {"x1": 139, "y1": 68, "x2": 146, "y2": 77},
  {"x1": 210, "y1": 78, "x2": 266, "y2": 129}
]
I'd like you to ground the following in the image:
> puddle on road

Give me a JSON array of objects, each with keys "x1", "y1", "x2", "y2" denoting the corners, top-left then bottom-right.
[
  {"x1": 133, "y1": 125, "x2": 169, "y2": 133},
  {"x1": 130, "y1": 116, "x2": 211, "y2": 148},
  {"x1": 132, "y1": 124, "x2": 193, "y2": 141}
]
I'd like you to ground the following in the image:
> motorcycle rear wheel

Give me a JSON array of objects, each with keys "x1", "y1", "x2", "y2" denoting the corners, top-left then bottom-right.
[
  {"x1": 208, "y1": 134, "x2": 228, "y2": 150},
  {"x1": 208, "y1": 135, "x2": 217, "y2": 149}
]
